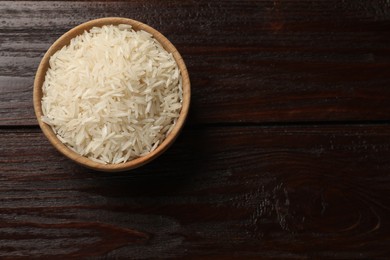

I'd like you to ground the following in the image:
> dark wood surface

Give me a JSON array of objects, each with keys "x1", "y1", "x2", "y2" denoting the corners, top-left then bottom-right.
[{"x1": 1, "y1": 0, "x2": 390, "y2": 258}]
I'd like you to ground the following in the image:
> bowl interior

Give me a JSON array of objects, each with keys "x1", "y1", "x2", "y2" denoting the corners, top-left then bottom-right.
[{"x1": 33, "y1": 17, "x2": 190, "y2": 172}]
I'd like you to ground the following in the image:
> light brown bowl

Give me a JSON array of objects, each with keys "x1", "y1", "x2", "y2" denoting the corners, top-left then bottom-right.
[{"x1": 33, "y1": 17, "x2": 190, "y2": 172}]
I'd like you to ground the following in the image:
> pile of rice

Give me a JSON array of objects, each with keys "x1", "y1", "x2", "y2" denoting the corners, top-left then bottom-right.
[{"x1": 41, "y1": 24, "x2": 183, "y2": 164}]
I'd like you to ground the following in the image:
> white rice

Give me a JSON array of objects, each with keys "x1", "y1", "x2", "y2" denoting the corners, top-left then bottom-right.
[{"x1": 41, "y1": 24, "x2": 183, "y2": 164}]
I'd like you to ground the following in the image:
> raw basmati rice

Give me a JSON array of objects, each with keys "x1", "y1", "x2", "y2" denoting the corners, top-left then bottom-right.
[{"x1": 41, "y1": 24, "x2": 183, "y2": 164}]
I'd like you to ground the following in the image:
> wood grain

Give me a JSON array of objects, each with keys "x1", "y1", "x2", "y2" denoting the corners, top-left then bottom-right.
[
  {"x1": 0, "y1": 125, "x2": 390, "y2": 258},
  {"x1": 1, "y1": 1, "x2": 390, "y2": 125},
  {"x1": 1, "y1": 0, "x2": 390, "y2": 258}
]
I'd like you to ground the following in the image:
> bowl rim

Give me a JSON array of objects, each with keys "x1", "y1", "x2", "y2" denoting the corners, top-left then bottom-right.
[{"x1": 33, "y1": 17, "x2": 191, "y2": 172}]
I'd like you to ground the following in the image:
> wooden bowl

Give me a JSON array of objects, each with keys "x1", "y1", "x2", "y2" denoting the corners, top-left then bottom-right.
[{"x1": 33, "y1": 17, "x2": 190, "y2": 172}]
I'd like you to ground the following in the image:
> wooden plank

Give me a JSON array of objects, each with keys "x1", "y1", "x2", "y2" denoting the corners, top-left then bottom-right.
[
  {"x1": 1, "y1": 1, "x2": 390, "y2": 125},
  {"x1": 0, "y1": 125, "x2": 389, "y2": 258}
]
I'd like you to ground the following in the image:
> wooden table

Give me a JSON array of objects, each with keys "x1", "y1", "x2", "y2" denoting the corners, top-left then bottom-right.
[{"x1": 1, "y1": 1, "x2": 390, "y2": 258}]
